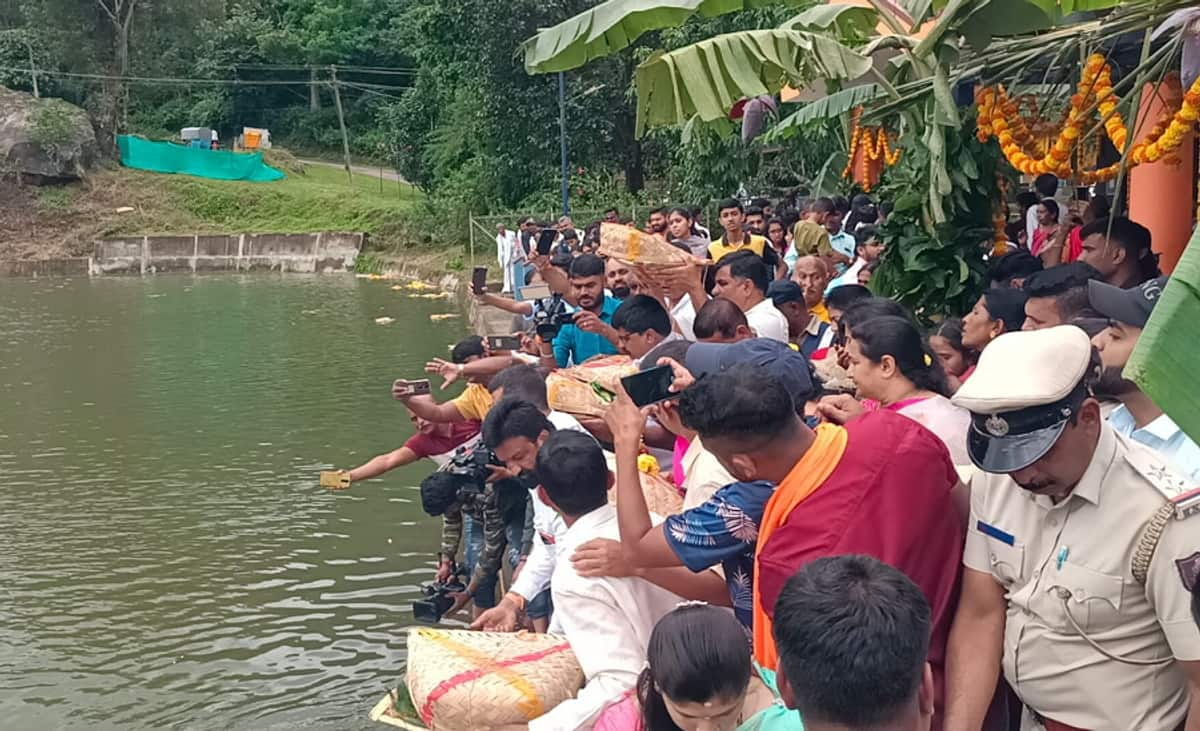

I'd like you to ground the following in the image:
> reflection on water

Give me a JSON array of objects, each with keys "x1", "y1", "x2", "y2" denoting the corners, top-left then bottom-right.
[{"x1": 0, "y1": 275, "x2": 470, "y2": 728}]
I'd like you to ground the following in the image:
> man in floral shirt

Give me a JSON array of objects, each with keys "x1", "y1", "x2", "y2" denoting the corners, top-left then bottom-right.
[
  {"x1": 663, "y1": 479, "x2": 773, "y2": 627},
  {"x1": 570, "y1": 339, "x2": 813, "y2": 629}
]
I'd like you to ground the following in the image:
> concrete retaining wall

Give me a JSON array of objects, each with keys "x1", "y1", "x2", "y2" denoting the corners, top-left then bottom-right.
[
  {"x1": 0, "y1": 258, "x2": 92, "y2": 277},
  {"x1": 91, "y1": 232, "x2": 363, "y2": 274}
]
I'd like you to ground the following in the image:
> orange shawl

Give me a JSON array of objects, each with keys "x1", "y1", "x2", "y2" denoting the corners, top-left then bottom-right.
[{"x1": 752, "y1": 423, "x2": 849, "y2": 669}]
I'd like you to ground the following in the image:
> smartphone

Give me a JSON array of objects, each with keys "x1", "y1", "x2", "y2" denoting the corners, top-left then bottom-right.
[
  {"x1": 620, "y1": 365, "x2": 678, "y2": 408},
  {"x1": 521, "y1": 284, "x2": 551, "y2": 300},
  {"x1": 320, "y1": 471, "x2": 351, "y2": 489},
  {"x1": 536, "y1": 229, "x2": 557, "y2": 256},
  {"x1": 471, "y1": 266, "x2": 488, "y2": 294},
  {"x1": 393, "y1": 378, "x2": 432, "y2": 397},
  {"x1": 486, "y1": 335, "x2": 522, "y2": 351}
]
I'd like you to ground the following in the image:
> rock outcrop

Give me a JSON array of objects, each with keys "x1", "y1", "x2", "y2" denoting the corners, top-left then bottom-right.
[{"x1": 0, "y1": 86, "x2": 98, "y2": 181}]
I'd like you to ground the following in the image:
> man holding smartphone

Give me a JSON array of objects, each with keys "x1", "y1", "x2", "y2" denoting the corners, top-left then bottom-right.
[{"x1": 538, "y1": 254, "x2": 621, "y2": 369}]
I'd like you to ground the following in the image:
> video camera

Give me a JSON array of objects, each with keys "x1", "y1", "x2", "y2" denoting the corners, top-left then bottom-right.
[
  {"x1": 445, "y1": 441, "x2": 499, "y2": 489},
  {"x1": 412, "y1": 565, "x2": 468, "y2": 624},
  {"x1": 532, "y1": 292, "x2": 572, "y2": 341}
]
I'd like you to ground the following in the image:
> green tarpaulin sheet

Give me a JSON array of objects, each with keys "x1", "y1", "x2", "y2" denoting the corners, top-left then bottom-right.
[
  {"x1": 1126, "y1": 224, "x2": 1200, "y2": 445},
  {"x1": 117, "y1": 135, "x2": 285, "y2": 182}
]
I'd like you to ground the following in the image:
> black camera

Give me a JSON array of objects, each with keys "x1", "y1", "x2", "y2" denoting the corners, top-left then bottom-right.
[
  {"x1": 533, "y1": 292, "x2": 572, "y2": 340},
  {"x1": 412, "y1": 566, "x2": 468, "y2": 624},
  {"x1": 446, "y1": 441, "x2": 498, "y2": 487}
]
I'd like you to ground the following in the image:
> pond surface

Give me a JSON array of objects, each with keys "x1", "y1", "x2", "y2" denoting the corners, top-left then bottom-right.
[{"x1": 0, "y1": 275, "x2": 471, "y2": 729}]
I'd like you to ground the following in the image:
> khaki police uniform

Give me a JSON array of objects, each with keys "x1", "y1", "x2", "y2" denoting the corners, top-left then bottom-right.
[{"x1": 953, "y1": 326, "x2": 1200, "y2": 731}]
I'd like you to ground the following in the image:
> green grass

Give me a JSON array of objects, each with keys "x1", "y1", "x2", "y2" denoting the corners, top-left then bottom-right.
[
  {"x1": 92, "y1": 158, "x2": 423, "y2": 249},
  {"x1": 35, "y1": 185, "x2": 76, "y2": 212},
  {"x1": 162, "y1": 164, "x2": 420, "y2": 233}
]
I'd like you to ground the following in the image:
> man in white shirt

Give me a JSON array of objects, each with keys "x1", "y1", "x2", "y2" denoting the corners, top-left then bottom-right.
[
  {"x1": 525, "y1": 430, "x2": 686, "y2": 731},
  {"x1": 827, "y1": 225, "x2": 884, "y2": 292},
  {"x1": 712, "y1": 249, "x2": 788, "y2": 342},
  {"x1": 496, "y1": 223, "x2": 520, "y2": 294},
  {"x1": 473, "y1": 398, "x2": 586, "y2": 634},
  {"x1": 1089, "y1": 276, "x2": 1200, "y2": 482}
]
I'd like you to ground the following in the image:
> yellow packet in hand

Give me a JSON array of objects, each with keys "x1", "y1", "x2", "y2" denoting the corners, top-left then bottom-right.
[{"x1": 320, "y1": 470, "x2": 351, "y2": 489}]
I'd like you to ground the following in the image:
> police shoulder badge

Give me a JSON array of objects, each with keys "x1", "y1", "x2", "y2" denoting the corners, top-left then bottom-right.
[
  {"x1": 1176, "y1": 551, "x2": 1200, "y2": 592},
  {"x1": 985, "y1": 414, "x2": 1010, "y2": 437}
]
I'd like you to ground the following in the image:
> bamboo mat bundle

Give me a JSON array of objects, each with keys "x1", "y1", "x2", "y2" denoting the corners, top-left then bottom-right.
[
  {"x1": 399, "y1": 628, "x2": 584, "y2": 730},
  {"x1": 606, "y1": 467, "x2": 684, "y2": 517},
  {"x1": 598, "y1": 223, "x2": 703, "y2": 269},
  {"x1": 546, "y1": 355, "x2": 637, "y2": 417}
]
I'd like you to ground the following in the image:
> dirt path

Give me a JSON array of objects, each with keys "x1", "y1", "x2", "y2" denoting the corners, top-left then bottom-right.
[{"x1": 298, "y1": 158, "x2": 407, "y2": 183}]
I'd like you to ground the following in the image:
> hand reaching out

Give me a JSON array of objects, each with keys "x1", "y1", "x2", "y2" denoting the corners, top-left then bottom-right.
[{"x1": 425, "y1": 358, "x2": 461, "y2": 389}]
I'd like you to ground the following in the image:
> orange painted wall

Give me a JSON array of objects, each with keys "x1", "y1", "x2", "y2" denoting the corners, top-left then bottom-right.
[{"x1": 1128, "y1": 76, "x2": 1196, "y2": 274}]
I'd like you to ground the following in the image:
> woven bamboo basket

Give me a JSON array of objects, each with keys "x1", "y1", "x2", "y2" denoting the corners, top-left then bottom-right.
[
  {"x1": 546, "y1": 356, "x2": 637, "y2": 417},
  {"x1": 547, "y1": 373, "x2": 609, "y2": 417},
  {"x1": 598, "y1": 223, "x2": 700, "y2": 268},
  {"x1": 607, "y1": 468, "x2": 684, "y2": 517},
  {"x1": 405, "y1": 628, "x2": 584, "y2": 730}
]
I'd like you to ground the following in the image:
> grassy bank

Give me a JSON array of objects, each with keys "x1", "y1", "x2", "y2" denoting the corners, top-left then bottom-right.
[{"x1": 0, "y1": 158, "x2": 431, "y2": 260}]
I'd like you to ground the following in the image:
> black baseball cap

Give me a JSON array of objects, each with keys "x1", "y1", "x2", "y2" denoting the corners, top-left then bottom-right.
[{"x1": 1088, "y1": 276, "x2": 1167, "y2": 329}]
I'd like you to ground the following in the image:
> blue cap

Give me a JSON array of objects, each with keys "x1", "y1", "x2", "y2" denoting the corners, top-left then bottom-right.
[
  {"x1": 685, "y1": 338, "x2": 815, "y2": 405},
  {"x1": 767, "y1": 279, "x2": 804, "y2": 306}
]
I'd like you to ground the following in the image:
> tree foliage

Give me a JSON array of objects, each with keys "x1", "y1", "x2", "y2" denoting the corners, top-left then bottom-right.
[{"x1": 1, "y1": 0, "x2": 850, "y2": 220}]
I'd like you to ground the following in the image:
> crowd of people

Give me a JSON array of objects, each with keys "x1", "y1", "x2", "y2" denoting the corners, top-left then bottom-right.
[{"x1": 330, "y1": 181, "x2": 1200, "y2": 731}]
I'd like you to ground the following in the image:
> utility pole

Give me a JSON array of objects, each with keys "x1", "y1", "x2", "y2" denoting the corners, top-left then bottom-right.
[
  {"x1": 26, "y1": 40, "x2": 38, "y2": 98},
  {"x1": 558, "y1": 71, "x2": 568, "y2": 218},
  {"x1": 330, "y1": 66, "x2": 353, "y2": 184}
]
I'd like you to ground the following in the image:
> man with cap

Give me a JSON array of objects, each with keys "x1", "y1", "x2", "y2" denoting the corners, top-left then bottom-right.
[
  {"x1": 768, "y1": 279, "x2": 831, "y2": 359},
  {"x1": 576, "y1": 339, "x2": 965, "y2": 727},
  {"x1": 943, "y1": 326, "x2": 1200, "y2": 731},
  {"x1": 570, "y1": 339, "x2": 811, "y2": 630},
  {"x1": 1090, "y1": 276, "x2": 1200, "y2": 483}
]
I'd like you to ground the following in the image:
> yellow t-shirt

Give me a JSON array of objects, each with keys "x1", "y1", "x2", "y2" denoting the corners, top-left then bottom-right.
[
  {"x1": 791, "y1": 220, "x2": 833, "y2": 257},
  {"x1": 452, "y1": 382, "x2": 494, "y2": 421},
  {"x1": 708, "y1": 233, "x2": 768, "y2": 262},
  {"x1": 810, "y1": 300, "x2": 831, "y2": 324}
]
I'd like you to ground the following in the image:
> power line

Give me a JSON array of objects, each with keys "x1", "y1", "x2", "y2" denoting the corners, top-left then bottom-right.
[
  {"x1": 340, "y1": 81, "x2": 408, "y2": 101},
  {"x1": 232, "y1": 63, "x2": 418, "y2": 76},
  {"x1": 0, "y1": 65, "x2": 412, "y2": 89}
]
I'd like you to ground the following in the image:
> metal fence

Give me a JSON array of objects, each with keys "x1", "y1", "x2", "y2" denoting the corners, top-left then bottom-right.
[{"x1": 466, "y1": 207, "x2": 645, "y2": 267}]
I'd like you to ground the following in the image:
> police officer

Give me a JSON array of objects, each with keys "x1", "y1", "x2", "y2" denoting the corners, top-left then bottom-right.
[{"x1": 942, "y1": 326, "x2": 1200, "y2": 731}]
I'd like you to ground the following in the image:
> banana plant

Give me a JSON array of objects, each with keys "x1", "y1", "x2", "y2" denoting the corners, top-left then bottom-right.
[
  {"x1": 521, "y1": 0, "x2": 816, "y2": 74},
  {"x1": 520, "y1": 0, "x2": 1174, "y2": 316}
]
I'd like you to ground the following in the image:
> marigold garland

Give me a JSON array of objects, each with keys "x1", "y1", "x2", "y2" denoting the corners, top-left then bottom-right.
[
  {"x1": 977, "y1": 53, "x2": 1200, "y2": 184},
  {"x1": 842, "y1": 108, "x2": 902, "y2": 191}
]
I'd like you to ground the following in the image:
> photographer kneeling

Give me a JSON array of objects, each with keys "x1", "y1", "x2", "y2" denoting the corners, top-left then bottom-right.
[{"x1": 418, "y1": 442, "x2": 529, "y2": 623}]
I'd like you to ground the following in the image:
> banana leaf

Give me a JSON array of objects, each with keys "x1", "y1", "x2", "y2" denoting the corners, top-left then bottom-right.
[
  {"x1": 1126, "y1": 226, "x2": 1200, "y2": 445},
  {"x1": 780, "y1": 4, "x2": 878, "y2": 37},
  {"x1": 764, "y1": 83, "x2": 884, "y2": 140},
  {"x1": 521, "y1": 0, "x2": 812, "y2": 74},
  {"x1": 634, "y1": 29, "x2": 871, "y2": 134}
]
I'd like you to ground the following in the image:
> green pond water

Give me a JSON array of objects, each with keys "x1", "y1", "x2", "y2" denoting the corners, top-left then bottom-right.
[{"x1": 0, "y1": 274, "x2": 472, "y2": 729}]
